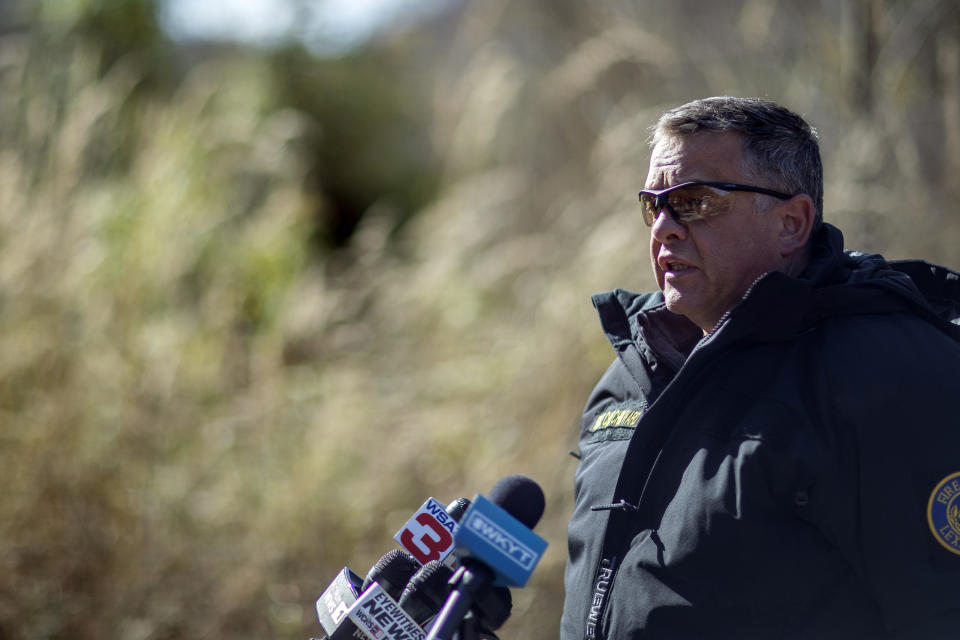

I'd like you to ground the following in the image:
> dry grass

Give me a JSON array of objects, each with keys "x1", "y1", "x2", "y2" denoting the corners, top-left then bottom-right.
[{"x1": 1, "y1": 2, "x2": 958, "y2": 639}]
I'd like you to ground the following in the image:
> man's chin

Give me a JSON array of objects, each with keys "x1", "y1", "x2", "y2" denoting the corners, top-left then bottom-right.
[
  {"x1": 663, "y1": 283, "x2": 684, "y2": 305},
  {"x1": 663, "y1": 290, "x2": 707, "y2": 327},
  {"x1": 663, "y1": 291, "x2": 690, "y2": 318}
]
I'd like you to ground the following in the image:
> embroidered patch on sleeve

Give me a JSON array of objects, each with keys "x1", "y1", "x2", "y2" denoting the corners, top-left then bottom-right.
[
  {"x1": 927, "y1": 471, "x2": 960, "y2": 556},
  {"x1": 585, "y1": 403, "x2": 646, "y2": 443}
]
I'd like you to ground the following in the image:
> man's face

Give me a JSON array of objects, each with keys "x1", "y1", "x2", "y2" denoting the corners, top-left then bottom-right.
[{"x1": 646, "y1": 131, "x2": 786, "y2": 333}]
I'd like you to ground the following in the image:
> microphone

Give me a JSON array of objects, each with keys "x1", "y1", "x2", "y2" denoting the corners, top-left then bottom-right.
[
  {"x1": 486, "y1": 475, "x2": 545, "y2": 531},
  {"x1": 398, "y1": 560, "x2": 454, "y2": 625},
  {"x1": 425, "y1": 475, "x2": 547, "y2": 640},
  {"x1": 316, "y1": 497, "x2": 470, "y2": 640},
  {"x1": 362, "y1": 549, "x2": 420, "y2": 601},
  {"x1": 315, "y1": 566, "x2": 364, "y2": 640},
  {"x1": 445, "y1": 497, "x2": 471, "y2": 521},
  {"x1": 317, "y1": 551, "x2": 420, "y2": 639},
  {"x1": 454, "y1": 475, "x2": 547, "y2": 586},
  {"x1": 399, "y1": 559, "x2": 513, "y2": 631}
]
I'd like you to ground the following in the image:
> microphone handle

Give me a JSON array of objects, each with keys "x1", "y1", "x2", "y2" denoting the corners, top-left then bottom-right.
[
  {"x1": 426, "y1": 564, "x2": 494, "y2": 640},
  {"x1": 450, "y1": 614, "x2": 499, "y2": 640}
]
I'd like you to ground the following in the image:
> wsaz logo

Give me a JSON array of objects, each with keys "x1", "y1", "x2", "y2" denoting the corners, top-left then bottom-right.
[{"x1": 395, "y1": 497, "x2": 457, "y2": 565}]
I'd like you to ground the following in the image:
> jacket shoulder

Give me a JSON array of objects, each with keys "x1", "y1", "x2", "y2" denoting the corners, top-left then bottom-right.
[{"x1": 888, "y1": 259, "x2": 960, "y2": 327}]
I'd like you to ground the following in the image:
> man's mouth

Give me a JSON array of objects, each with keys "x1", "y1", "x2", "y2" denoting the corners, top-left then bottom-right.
[{"x1": 660, "y1": 257, "x2": 695, "y2": 274}]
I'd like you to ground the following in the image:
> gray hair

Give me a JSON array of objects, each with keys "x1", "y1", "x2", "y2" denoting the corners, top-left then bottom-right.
[{"x1": 650, "y1": 97, "x2": 823, "y2": 227}]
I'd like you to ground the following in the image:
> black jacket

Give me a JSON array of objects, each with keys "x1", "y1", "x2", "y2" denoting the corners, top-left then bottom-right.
[{"x1": 561, "y1": 224, "x2": 960, "y2": 639}]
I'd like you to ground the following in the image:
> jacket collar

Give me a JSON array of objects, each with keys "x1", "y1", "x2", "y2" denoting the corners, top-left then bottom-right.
[{"x1": 593, "y1": 222, "x2": 960, "y2": 361}]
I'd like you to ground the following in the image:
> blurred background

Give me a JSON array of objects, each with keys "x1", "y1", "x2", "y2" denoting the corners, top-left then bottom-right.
[{"x1": 1, "y1": 0, "x2": 959, "y2": 638}]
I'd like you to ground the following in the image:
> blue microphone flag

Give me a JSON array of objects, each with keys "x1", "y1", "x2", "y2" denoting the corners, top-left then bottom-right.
[{"x1": 453, "y1": 494, "x2": 547, "y2": 587}]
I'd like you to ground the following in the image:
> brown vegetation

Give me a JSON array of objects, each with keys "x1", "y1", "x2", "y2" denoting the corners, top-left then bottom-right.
[{"x1": 1, "y1": 1, "x2": 958, "y2": 639}]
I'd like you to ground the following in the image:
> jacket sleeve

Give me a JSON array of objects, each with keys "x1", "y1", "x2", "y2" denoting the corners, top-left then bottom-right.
[{"x1": 816, "y1": 313, "x2": 960, "y2": 635}]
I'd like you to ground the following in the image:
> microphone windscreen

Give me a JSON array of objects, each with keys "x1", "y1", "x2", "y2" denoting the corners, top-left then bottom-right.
[
  {"x1": 362, "y1": 549, "x2": 419, "y2": 600},
  {"x1": 445, "y1": 497, "x2": 471, "y2": 522},
  {"x1": 398, "y1": 560, "x2": 454, "y2": 624},
  {"x1": 488, "y1": 475, "x2": 545, "y2": 530}
]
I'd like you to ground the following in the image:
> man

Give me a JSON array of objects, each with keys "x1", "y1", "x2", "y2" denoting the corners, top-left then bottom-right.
[{"x1": 561, "y1": 97, "x2": 960, "y2": 639}]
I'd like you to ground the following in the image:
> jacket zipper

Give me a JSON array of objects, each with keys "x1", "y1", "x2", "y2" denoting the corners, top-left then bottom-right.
[{"x1": 583, "y1": 273, "x2": 771, "y2": 640}]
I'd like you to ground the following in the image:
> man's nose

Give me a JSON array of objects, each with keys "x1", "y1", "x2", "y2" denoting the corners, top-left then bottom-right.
[{"x1": 650, "y1": 207, "x2": 687, "y2": 242}]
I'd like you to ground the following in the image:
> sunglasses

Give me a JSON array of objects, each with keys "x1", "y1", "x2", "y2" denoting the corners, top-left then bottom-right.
[{"x1": 638, "y1": 181, "x2": 793, "y2": 226}]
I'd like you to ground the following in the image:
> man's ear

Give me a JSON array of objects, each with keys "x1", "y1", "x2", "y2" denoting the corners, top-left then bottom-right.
[{"x1": 777, "y1": 194, "x2": 816, "y2": 258}]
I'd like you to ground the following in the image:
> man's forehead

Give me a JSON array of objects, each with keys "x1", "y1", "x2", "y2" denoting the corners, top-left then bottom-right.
[{"x1": 646, "y1": 131, "x2": 746, "y2": 186}]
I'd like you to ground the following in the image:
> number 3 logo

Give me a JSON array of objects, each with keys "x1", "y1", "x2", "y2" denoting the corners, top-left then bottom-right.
[{"x1": 399, "y1": 513, "x2": 454, "y2": 564}]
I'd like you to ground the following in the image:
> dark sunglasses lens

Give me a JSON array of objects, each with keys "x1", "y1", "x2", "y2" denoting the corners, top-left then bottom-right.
[
  {"x1": 667, "y1": 185, "x2": 733, "y2": 222},
  {"x1": 639, "y1": 193, "x2": 658, "y2": 226},
  {"x1": 640, "y1": 184, "x2": 734, "y2": 226}
]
